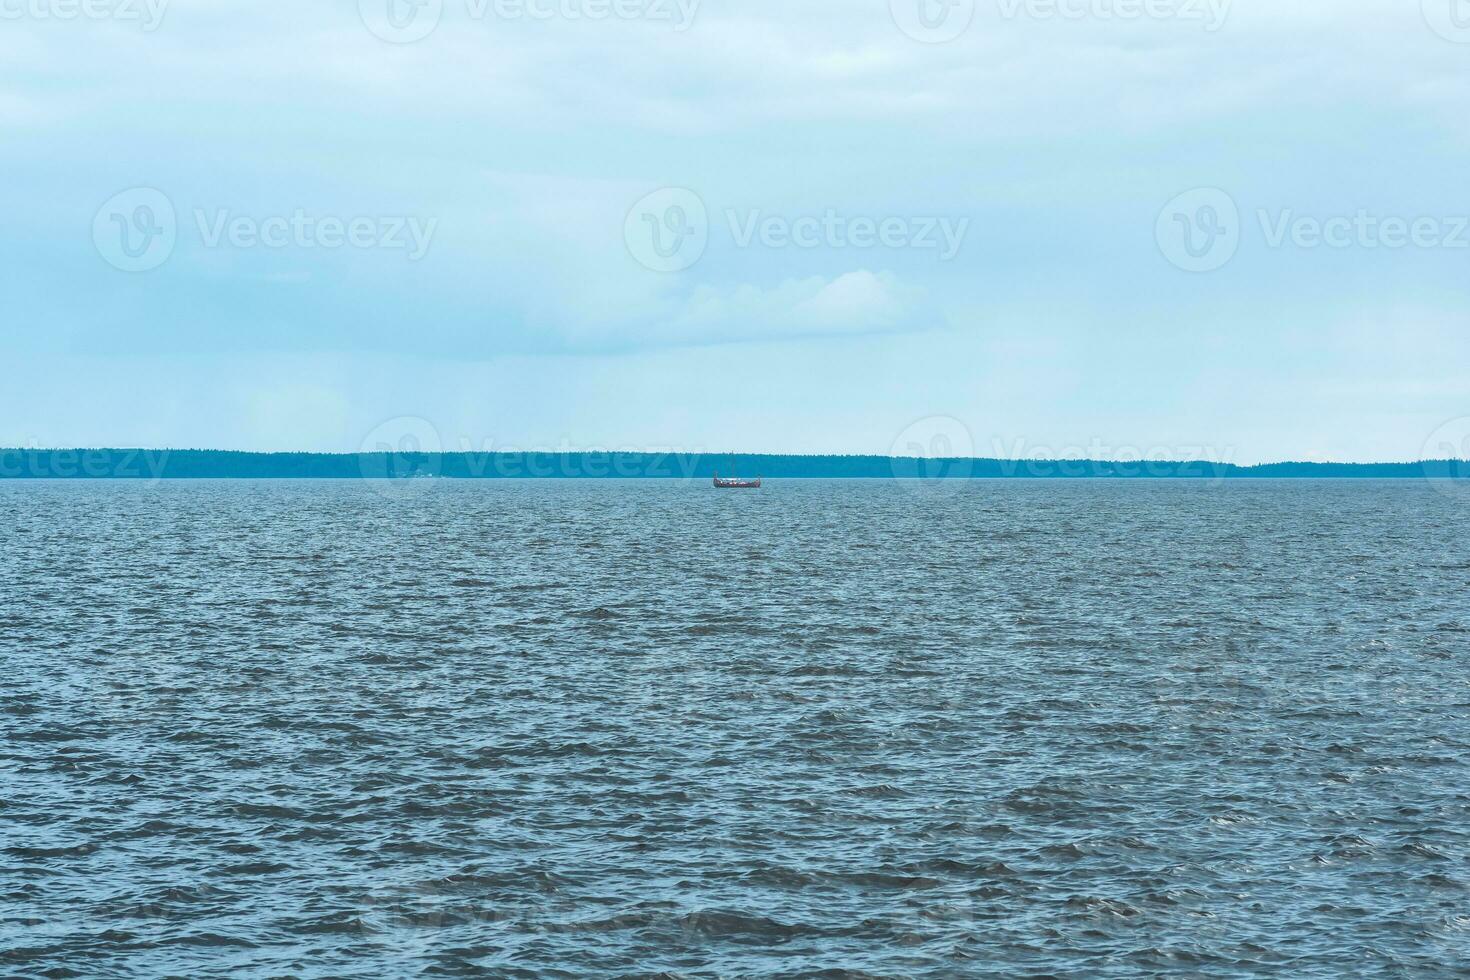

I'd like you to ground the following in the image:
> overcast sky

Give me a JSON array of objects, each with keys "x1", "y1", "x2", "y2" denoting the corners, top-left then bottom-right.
[{"x1": 3, "y1": 0, "x2": 1468, "y2": 462}]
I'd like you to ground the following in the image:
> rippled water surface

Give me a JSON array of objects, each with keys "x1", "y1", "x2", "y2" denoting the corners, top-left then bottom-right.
[{"x1": 3, "y1": 480, "x2": 1469, "y2": 977}]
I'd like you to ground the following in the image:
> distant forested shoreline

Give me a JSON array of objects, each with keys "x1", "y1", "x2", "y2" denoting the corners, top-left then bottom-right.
[{"x1": 1, "y1": 449, "x2": 1465, "y2": 480}]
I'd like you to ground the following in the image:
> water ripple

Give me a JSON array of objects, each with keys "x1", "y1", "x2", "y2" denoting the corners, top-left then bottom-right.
[{"x1": 2, "y1": 480, "x2": 1468, "y2": 976}]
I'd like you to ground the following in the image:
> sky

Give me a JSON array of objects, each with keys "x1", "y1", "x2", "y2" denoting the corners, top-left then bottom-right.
[{"x1": 2, "y1": 0, "x2": 1468, "y2": 463}]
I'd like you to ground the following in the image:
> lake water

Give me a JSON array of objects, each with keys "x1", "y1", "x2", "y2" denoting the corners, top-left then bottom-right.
[{"x1": 3, "y1": 480, "x2": 1468, "y2": 976}]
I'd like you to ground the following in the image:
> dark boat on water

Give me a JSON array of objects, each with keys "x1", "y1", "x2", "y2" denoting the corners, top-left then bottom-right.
[{"x1": 714, "y1": 456, "x2": 761, "y2": 489}]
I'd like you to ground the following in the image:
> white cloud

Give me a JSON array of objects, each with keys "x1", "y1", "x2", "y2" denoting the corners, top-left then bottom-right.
[
  {"x1": 662, "y1": 270, "x2": 932, "y2": 346},
  {"x1": 9, "y1": 1, "x2": 1467, "y2": 135}
]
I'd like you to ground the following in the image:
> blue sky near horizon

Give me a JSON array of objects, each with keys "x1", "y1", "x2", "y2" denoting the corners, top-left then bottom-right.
[{"x1": 3, "y1": 0, "x2": 1469, "y2": 463}]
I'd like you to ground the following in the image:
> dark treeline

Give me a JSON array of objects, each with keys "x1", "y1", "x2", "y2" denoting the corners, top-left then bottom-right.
[{"x1": 2, "y1": 449, "x2": 1467, "y2": 480}]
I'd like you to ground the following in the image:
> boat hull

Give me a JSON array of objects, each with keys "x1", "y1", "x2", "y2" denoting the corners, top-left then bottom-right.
[{"x1": 713, "y1": 477, "x2": 762, "y2": 489}]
